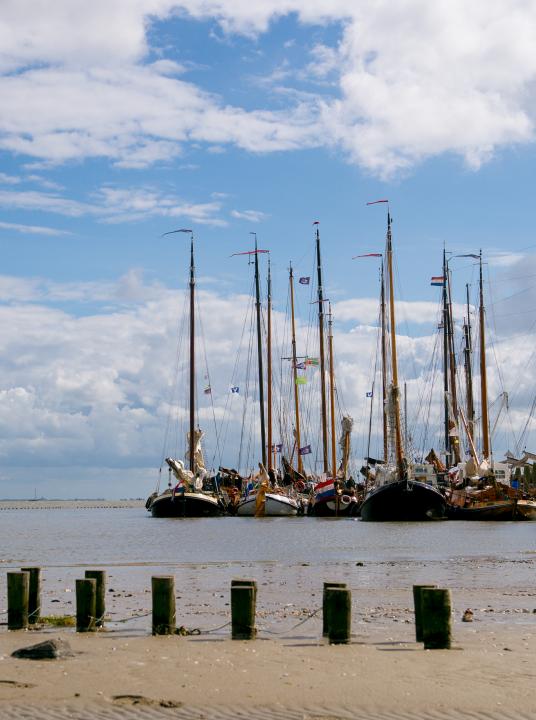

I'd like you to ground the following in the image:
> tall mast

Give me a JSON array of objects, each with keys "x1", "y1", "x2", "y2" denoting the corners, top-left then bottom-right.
[
  {"x1": 189, "y1": 233, "x2": 195, "y2": 472},
  {"x1": 289, "y1": 264, "x2": 303, "y2": 474},
  {"x1": 463, "y1": 283, "x2": 475, "y2": 443},
  {"x1": 446, "y1": 261, "x2": 461, "y2": 463},
  {"x1": 328, "y1": 303, "x2": 337, "y2": 479},
  {"x1": 442, "y1": 249, "x2": 450, "y2": 465},
  {"x1": 386, "y1": 210, "x2": 404, "y2": 471},
  {"x1": 479, "y1": 250, "x2": 490, "y2": 460},
  {"x1": 380, "y1": 259, "x2": 388, "y2": 462},
  {"x1": 315, "y1": 224, "x2": 329, "y2": 473},
  {"x1": 267, "y1": 258, "x2": 273, "y2": 468},
  {"x1": 252, "y1": 233, "x2": 267, "y2": 467}
]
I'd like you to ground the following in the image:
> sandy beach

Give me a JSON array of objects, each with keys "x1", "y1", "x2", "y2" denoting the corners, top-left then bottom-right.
[{"x1": 1, "y1": 614, "x2": 535, "y2": 719}]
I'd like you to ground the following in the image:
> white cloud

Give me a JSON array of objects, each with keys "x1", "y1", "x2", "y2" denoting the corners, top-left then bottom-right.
[
  {"x1": 230, "y1": 209, "x2": 269, "y2": 223},
  {"x1": 0, "y1": 221, "x2": 71, "y2": 236},
  {"x1": 0, "y1": 172, "x2": 20, "y2": 184},
  {"x1": 1, "y1": 2, "x2": 535, "y2": 175}
]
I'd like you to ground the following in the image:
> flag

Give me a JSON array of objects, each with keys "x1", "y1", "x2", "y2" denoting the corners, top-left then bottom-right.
[
  {"x1": 299, "y1": 444, "x2": 312, "y2": 455},
  {"x1": 305, "y1": 357, "x2": 319, "y2": 366},
  {"x1": 456, "y1": 253, "x2": 480, "y2": 259},
  {"x1": 299, "y1": 277, "x2": 310, "y2": 285},
  {"x1": 431, "y1": 276, "x2": 445, "y2": 287},
  {"x1": 312, "y1": 221, "x2": 320, "y2": 225},
  {"x1": 230, "y1": 386, "x2": 239, "y2": 394},
  {"x1": 294, "y1": 362, "x2": 306, "y2": 370},
  {"x1": 314, "y1": 478, "x2": 335, "y2": 500},
  {"x1": 366, "y1": 199, "x2": 389, "y2": 205},
  {"x1": 366, "y1": 391, "x2": 373, "y2": 398},
  {"x1": 273, "y1": 443, "x2": 283, "y2": 453},
  {"x1": 204, "y1": 386, "x2": 212, "y2": 395},
  {"x1": 352, "y1": 253, "x2": 382, "y2": 259},
  {"x1": 296, "y1": 376, "x2": 307, "y2": 385}
]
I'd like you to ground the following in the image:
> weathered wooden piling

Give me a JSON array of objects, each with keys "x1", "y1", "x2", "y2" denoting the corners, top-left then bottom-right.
[
  {"x1": 412, "y1": 583, "x2": 437, "y2": 642},
  {"x1": 151, "y1": 576, "x2": 176, "y2": 635},
  {"x1": 76, "y1": 578, "x2": 96, "y2": 632},
  {"x1": 7, "y1": 571, "x2": 29, "y2": 630},
  {"x1": 21, "y1": 567, "x2": 41, "y2": 624},
  {"x1": 85, "y1": 570, "x2": 106, "y2": 627},
  {"x1": 421, "y1": 588, "x2": 452, "y2": 649},
  {"x1": 231, "y1": 583, "x2": 256, "y2": 640},
  {"x1": 325, "y1": 586, "x2": 351, "y2": 644},
  {"x1": 322, "y1": 582, "x2": 347, "y2": 637}
]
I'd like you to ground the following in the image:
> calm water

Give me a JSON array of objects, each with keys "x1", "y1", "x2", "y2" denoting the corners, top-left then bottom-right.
[{"x1": 1, "y1": 505, "x2": 535, "y2": 629}]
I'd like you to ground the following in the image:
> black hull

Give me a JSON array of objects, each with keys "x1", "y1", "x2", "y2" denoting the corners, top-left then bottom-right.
[
  {"x1": 447, "y1": 501, "x2": 515, "y2": 521},
  {"x1": 149, "y1": 492, "x2": 223, "y2": 518},
  {"x1": 360, "y1": 480, "x2": 446, "y2": 522},
  {"x1": 309, "y1": 498, "x2": 361, "y2": 517}
]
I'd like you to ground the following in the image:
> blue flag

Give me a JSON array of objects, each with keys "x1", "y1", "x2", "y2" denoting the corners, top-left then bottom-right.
[{"x1": 299, "y1": 277, "x2": 310, "y2": 285}]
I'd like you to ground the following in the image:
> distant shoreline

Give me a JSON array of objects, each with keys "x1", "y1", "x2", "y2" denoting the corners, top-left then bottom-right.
[{"x1": 0, "y1": 499, "x2": 144, "y2": 509}]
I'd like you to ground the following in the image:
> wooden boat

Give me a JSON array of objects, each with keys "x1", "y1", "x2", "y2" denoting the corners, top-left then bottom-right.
[
  {"x1": 146, "y1": 230, "x2": 225, "y2": 518},
  {"x1": 446, "y1": 486, "x2": 515, "y2": 520},
  {"x1": 360, "y1": 204, "x2": 446, "y2": 522},
  {"x1": 515, "y1": 498, "x2": 536, "y2": 520}
]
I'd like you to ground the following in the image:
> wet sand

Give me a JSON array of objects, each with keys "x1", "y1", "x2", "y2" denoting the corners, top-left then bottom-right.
[{"x1": 0, "y1": 620, "x2": 534, "y2": 718}]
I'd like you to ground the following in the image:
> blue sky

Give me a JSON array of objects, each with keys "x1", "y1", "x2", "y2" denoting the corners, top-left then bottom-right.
[{"x1": 1, "y1": 1, "x2": 536, "y2": 497}]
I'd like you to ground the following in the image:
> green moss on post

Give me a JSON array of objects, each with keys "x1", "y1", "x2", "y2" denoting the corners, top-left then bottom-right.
[
  {"x1": 322, "y1": 582, "x2": 347, "y2": 637},
  {"x1": 21, "y1": 567, "x2": 41, "y2": 625},
  {"x1": 422, "y1": 588, "x2": 452, "y2": 649},
  {"x1": 231, "y1": 584, "x2": 256, "y2": 640},
  {"x1": 7, "y1": 572, "x2": 29, "y2": 630},
  {"x1": 85, "y1": 570, "x2": 106, "y2": 627},
  {"x1": 76, "y1": 578, "x2": 96, "y2": 632},
  {"x1": 325, "y1": 587, "x2": 351, "y2": 644},
  {"x1": 412, "y1": 584, "x2": 437, "y2": 642},
  {"x1": 151, "y1": 576, "x2": 176, "y2": 635}
]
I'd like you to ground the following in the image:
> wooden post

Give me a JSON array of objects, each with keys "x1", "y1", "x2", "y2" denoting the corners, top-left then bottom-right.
[
  {"x1": 231, "y1": 578, "x2": 257, "y2": 600},
  {"x1": 76, "y1": 578, "x2": 96, "y2": 632},
  {"x1": 152, "y1": 576, "x2": 176, "y2": 635},
  {"x1": 85, "y1": 570, "x2": 106, "y2": 627},
  {"x1": 231, "y1": 584, "x2": 256, "y2": 640},
  {"x1": 21, "y1": 567, "x2": 41, "y2": 624},
  {"x1": 422, "y1": 588, "x2": 452, "y2": 649},
  {"x1": 323, "y1": 582, "x2": 346, "y2": 637},
  {"x1": 412, "y1": 584, "x2": 437, "y2": 643},
  {"x1": 325, "y1": 586, "x2": 351, "y2": 644},
  {"x1": 7, "y1": 572, "x2": 29, "y2": 630}
]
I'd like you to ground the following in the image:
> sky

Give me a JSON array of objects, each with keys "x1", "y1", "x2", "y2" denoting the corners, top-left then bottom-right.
[{"x1": 1, "y1": 1, "x2": 536, "y2": 498}]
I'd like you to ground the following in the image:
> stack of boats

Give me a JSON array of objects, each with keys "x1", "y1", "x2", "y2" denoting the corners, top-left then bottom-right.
[{"x1": 145, "y1": 218, "x2": 536, "y2": 521}]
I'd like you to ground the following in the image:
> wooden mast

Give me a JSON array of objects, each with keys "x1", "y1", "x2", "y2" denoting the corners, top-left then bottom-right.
[
  {"x1": 328, "y1": 303, "x2": 337, "y2": 479},
  {"x1": 386, "y1": 210, "x2": 404, "y2": 472},
  {"x1": 315, "y1": 224, "x2": 329, "y2": 473},
  {"x1": 267, "y1": 257, "x2": 273, "y2": 468},
  {"x1": 289, "y1": 264, "x2": 303, "y2": 474},
  {"x1": 463, "y1": 283, "x2": 475, "y2": 443},
  {"x1": 479, "y1": 250, "x2": 490, "y2": 460},
  {"x1": 252, "y1": 233, "x2": 267, "y2": 468},
  {"x1": 446, "y1": 260, "x2": 461, "y2": 464},
  {"x1": 189, "y1": 232, "x2": 195, "y2": 473},
  {"x1": 380, "y1": 259, "x2": 388, "y2": 462},
  {"x1": 442, "y1": 249, "x2": 450, "y2": 465}
]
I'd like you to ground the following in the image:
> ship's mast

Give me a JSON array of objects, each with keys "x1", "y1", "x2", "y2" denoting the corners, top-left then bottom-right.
[
  {"x1": 289, "y1": 264, "x2": 303, "y2": 474},
  {"x1": 315, "y1": 225, "x2": 329, "y2": 473},
  {"x1": 328, "y1": 303, "x2": 337, "y2": 479},
  {"x1": 252, "y1": 233, "x2": 267, "y2": 468},
  {"x1": 442, "y1": 249, "x2": 450, "y2": 465},
  {"x1": 446, "y1": 261, "x2": 461, "y2": 464},
  {"x1": 479, "y1": 250, "x2": 490, "y2": 460},
  {"x1": 189, "y1": 233, "x2": 195, "y2": 472},
  {"x1": 386, "y1": 210, "x2": 404, "y2": 472},
  {"x1": 380, "y1": 259, "x2": 388, "y2": 462},
  {"x1": 463, "y1": 283, "x2": 475, "y2": 443},
  {"x1": 267, "y1": 258, "x2": 273, "y2": 468}
]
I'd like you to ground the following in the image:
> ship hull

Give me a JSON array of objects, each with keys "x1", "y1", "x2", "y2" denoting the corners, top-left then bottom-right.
[
  {"x1": 515, "y1": 499, "x2": 536, "y2": 520},
  {"x1": 237, "y1": 493, "x2": 299, "y2": 517},
  {"x1": 148, "y1": 491, "x2": 223, "y2": 518},
  {"x1": 309, "y1": 496, "x2": 360, "y2": 517},
  {"x1": 446, "y1": 500, "x2": 515, "y2": 520},
  {"x1": 360, "y1": 480, "x2": 446, "y2": 522}
]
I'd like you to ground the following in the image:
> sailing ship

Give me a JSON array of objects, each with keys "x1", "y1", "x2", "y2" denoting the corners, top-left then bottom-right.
[
  {"x1": 232, "y1": 239, "x2": 300, "y2": 517},
  {"x1": 146, "y1": 230, "x2": 225, "y2": 518},
  {"x1": 360, "y1": 204, "x2": 446, "y2": 521},
  {"x1": 445, "y1": 251, "x2": 516, "y2": 520}
]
